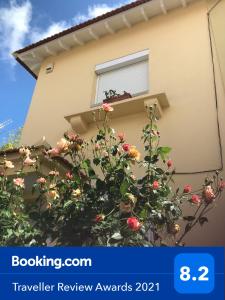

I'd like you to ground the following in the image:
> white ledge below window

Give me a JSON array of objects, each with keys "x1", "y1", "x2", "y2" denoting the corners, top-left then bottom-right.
[{"x1": 65, "y1": 92, "x2": 169, "y2": 134}]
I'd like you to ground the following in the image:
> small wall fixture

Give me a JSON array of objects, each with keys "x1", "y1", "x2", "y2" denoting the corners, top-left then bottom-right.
[{"x1": 45, "y1": 63, "x2": 54, "y2": 74}]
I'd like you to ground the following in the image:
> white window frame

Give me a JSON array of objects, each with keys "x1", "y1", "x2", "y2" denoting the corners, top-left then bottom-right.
[{"x1": 94, "y1": 49, "x2": 149, "y2": 104}]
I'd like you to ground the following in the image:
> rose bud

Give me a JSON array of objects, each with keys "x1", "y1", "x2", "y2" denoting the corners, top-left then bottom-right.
[
  {"x1": 152, "y1": 180, "x2": 159, "y2": 190},
  {"x1": 191, "y1": 194, "x2": 201, "y2": 205},
  {"x1": 122, "y1": 143, "x2": 131, "y2": 152},
  {"x1": 95, "y1": 143, "x2": 100, "y2": 150},
  {"x1": 183, "y1": 184, "x2": 192, "y2": 193},
  {"x1": 127, "y1": 217, "x2": 141, "y2": 231},
  {"x1": 95, "y1": 214, "x2": 105, "y2": 222},
  {"x1": 219, "y1": 181, "x2": 225, "y2": 191},
  {"x1": 102, "y1": 103, "x2": 113, "y2": 112},
  {"x1": 167, "y1": 159, "x2": 173, "y2": 168},
  {"x1": 118, "y1": 132, "x2": 125, "y2": 142}
]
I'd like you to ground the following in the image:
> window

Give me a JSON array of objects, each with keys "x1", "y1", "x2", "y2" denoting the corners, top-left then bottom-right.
[{"x1": 95, "y1": 50, "x2": 149, "y2": 104}]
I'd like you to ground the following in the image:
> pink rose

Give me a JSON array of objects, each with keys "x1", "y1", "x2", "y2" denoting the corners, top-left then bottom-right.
[
  {"x1": 36, "y1": 177, "x2": 46, "y2": 184},
  {"x1": 13, "y1": 178, "x2": 25, "y2": 188},
  {"x1": 66, "y1": 132, "x2": 78, "y2": 142},
  {"x1": 24, "y1": 157, "x2": 36, "y2": 166},
  {"x1": 122, "y1": 143, "x2": 131, "y2": 152},
  {"x1": 102, "y1": 103, "x2": 114, "y2": 112},
  {"x1": 127, "y1": 217, "x2": 141, "y2": 231},
  {"x1": 183, "y1": 184, "x2": 192, "y2": 193},
  {"x1": 203, "y1": 186, "x2": 215, "y2": 204},
  {"x1": 152, "y1": 180, "x2": 159, "y2": 190},
  {"x1": 66, "y1": 172, "x2": 73, "y2": 180},
  {"x1": 47, "y1": 148, "x2": 61, "y2": 157},
  {"x1": 49, "y1": 171, "x2": 59, "y2": 177},
  {"x1": 191, "y1": 194, "x2": 201, "y2": 205}
]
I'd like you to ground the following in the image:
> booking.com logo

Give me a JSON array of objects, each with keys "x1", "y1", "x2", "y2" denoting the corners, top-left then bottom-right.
[{"x1": 11, "y1": 255, "x2": 92, "y2": 270}]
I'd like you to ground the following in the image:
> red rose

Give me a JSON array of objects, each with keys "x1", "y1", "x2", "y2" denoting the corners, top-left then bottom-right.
[
  {"x1": 95, "y1": 214, "x2": 105, "y2": 222},
  {"x1": 167, "y1": 159, "x2": 172, "y2": 168},
  {"x1": 127, "y1": 217, "x2": 141, "y2": 231},
  {"x1": 152, "y1": 180, "x2": 159, "y2": 190},
  {"x1": 122, "y1": 143, "x2": 131, "y2": 152},
  {"x1": 183, "y1": 184, "x2": 192, "y2": 193},
  {"x1": 191, "y1": 194, "x2": 201, "y2": 205}
]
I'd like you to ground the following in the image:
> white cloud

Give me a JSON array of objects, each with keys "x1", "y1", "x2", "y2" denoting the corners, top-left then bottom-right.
[
  {"x1": 0, "y1": 0, "x2": 32, "y2": 65},
  {"x1": 73, "y1": 1, "x2": 133, "y2": 24},
  {"x1": 30, "y1": 21, "x2": 69, "y2": 43},
  {"x1": 0, "y1": 0, "x2": 133, "y2": 66},
  {"x1": 32, "y1": 1, "x2": 133, "y2": 43}
]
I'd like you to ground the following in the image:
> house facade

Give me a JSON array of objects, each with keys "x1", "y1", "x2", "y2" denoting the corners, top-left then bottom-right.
[{"x1": 13, "y1": 0, "x2": 225, "y2": 246}]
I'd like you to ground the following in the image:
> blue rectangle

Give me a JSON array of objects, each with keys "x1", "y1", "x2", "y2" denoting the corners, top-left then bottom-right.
[
  {"x1": 0, "y1": 247, "x2": 223, "y2": 300},
  {"x1": 174, "y1": 253, "x2": 215, "y2": 294}
]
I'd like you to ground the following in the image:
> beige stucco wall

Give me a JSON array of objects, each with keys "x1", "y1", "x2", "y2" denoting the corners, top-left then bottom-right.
[
  {"x1": 21, "y1": 0, "x2": 225, "y2": 246},
  {"x1": 209, "y1": 0, "x2": 225, "y2": 94}
]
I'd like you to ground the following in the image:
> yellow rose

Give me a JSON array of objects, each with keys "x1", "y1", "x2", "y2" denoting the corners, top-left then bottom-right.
[
  {"x1": 168, "y1": 223, "x2": 180, "y2": 235},
  {"x1": 47, "y1": 185, "x2": 59, "y2": 200},
  {"x1": 72, "y1": 188, "x2": 81, "y2": 197},
  {"x1": 128, "y1": 146, "x2": 141, "y2": 161}
]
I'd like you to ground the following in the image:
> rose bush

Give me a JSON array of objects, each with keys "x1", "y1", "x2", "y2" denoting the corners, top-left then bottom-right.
[{"x1": 0, "y1": 104, "x2": 224, "y2": 246}]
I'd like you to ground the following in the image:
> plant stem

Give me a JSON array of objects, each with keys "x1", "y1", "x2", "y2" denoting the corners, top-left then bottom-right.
[{"x1": 176, "y1": 204, "x2": 209, "y2": 245}]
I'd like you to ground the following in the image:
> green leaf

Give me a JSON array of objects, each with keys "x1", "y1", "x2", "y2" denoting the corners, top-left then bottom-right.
[
  {"x1": 140, "y1": 208, "x2": 148, "y2": 219},
  {"x1": 155, "y1": 168, "x2": 164, "y2": 175},
  {"x1": 144, "y1": 156, "x2": 151, "y2": 162},
  {"x1": 199, "y1": 217, "x2": 208, "y2": 226},
  {"x1": 183, "y1": 216, "x2": 195, "y2": 221},
  {"x1": 120, "y1": 180, "x2": 129, "y2": 196},
  {"x1": 64, "y1": 200, "x2": 74, "y2": 209},
  {"x1": 157, "y1": 147, "x2": 172, "y2": 160},
  {"x1": 93, "y1": 158, "x2": 100, "y2": 166}
]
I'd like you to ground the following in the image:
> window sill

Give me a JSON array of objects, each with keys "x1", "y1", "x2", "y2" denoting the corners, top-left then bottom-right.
[{"x1": 65, "y1": 92, "x2": 169, "y2": 134}]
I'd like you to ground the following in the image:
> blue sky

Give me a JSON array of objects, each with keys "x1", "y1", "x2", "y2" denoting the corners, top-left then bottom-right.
[{"x1": 0, "y1": 0, "x2": 132, "y2": 144}]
